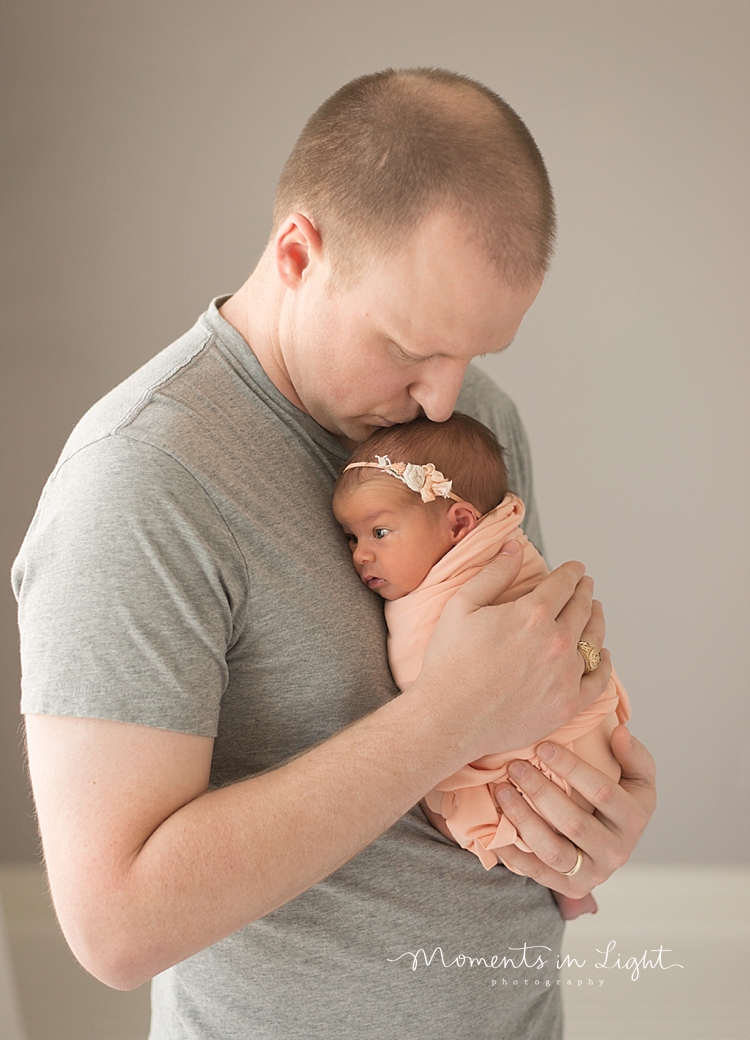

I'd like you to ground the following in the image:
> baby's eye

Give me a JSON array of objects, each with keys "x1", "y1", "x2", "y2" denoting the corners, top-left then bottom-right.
[
  {"x1": 347, "y1": 534, "x2": 358, "y2": 548},
  {"x1": 374, "y1": 527, "x2": 389, "y2": 539}
]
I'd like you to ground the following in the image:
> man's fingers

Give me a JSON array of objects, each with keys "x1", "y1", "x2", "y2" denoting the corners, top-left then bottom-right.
[
  {"x1": 523, "y1": 742, "x2": 623, "y2": 819},
  {"x1": 453, "y1": 540, "x2": 524, "y2": 610},
  {"x1": 579, "y1": 599, "x2": 606, "y2": 654},
  {"x1": 554, "y1": 586, "x2": 611, "y2": 694},
  {"x1": 580, "y1": 647, "x2": 612, "y2": 700},
  {"x1": 525, "y1": 561, "x2": 587, "y2": 620},
  {"x1": 553, "y1": 572, "x2": 595, "y2": 644},
  {"x1": 495, "y1": 781, "x2": 590, "y2": 874}
]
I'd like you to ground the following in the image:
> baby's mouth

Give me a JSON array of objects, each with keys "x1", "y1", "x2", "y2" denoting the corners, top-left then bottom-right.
[{"x1": 364, "y1": 575, "x2": 387, "y2": 589}]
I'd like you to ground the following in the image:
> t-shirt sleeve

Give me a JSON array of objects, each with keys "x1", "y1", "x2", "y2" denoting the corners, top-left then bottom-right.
[
  {"x1": 12, "y1": 434, "x2": 248, "y2": 735},
  {"x1": 456, "y1": 366, "x2": 545, "y2": 557}
]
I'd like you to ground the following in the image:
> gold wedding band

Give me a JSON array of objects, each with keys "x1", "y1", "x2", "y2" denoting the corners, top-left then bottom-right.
[
  {"x1": 577, "y1": 640, "x2": 602, "y2": 674},
  {"x1": 559, "y1": 845, "x2": 584, "y2": 877}
]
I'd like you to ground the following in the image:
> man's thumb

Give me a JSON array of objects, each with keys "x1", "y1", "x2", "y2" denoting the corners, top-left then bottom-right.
[
  {"x1": 457, "y1": 540, "x2": 524, "y2": 610},
  {"x1": 611, "y1": 725, "x2": 657, "y2": 785}
]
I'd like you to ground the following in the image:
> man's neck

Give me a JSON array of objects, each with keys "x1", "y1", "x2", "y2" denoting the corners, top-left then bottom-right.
[{"x1": 219, "y1": 255, "x2": 307, "y2": 416}]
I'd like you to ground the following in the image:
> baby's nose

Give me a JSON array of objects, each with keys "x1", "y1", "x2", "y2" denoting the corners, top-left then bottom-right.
[{"x1": 353, "y1": 543, "x2": 375, "y2": 564}]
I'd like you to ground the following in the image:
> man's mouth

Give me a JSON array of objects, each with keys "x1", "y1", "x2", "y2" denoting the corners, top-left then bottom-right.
[{"x1": 373, "y1": 410, "x2": 421, "y2": 429}]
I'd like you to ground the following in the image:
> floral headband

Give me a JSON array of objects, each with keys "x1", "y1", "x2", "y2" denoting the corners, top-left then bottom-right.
[{"x1": 343, "y1": 455, "x2": 481, "y2": 516}]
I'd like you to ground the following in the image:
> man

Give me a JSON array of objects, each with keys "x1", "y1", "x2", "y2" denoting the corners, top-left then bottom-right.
[{"x1": 14, "y1": 69, "x2": 655, "y2": 1038}]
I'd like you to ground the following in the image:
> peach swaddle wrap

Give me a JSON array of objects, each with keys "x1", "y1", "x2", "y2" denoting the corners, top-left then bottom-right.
[{"x1": 385, "y1": 493, "x2": 630, "y2": 870}]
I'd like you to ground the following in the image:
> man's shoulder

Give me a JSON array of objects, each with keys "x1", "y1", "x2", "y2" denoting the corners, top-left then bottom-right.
[{"x1": 58, "y1": 314, "x2": 213, "y2": 469}]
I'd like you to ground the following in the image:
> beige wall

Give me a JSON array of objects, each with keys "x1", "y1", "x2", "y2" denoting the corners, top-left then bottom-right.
[{"x1": 2, "y1": 0, "x2": 748, "y2": 863}]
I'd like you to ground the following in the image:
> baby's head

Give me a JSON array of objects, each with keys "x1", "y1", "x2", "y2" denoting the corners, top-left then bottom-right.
[{"x1": 332, "y1": 413, "x2": 508, "y2": 600}]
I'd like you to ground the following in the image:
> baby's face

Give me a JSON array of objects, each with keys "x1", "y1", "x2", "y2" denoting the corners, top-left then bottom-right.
[{"x1": 333, "y1": 481, "x2": 455, "y2": 600}]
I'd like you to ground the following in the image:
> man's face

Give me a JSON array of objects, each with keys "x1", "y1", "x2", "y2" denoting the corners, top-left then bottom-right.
[{"x1": 275, "y1": 208, "x2": 542, "y2": 447}]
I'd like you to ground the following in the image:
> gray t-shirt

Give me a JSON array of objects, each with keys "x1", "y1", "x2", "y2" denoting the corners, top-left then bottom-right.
[{"x1": 13, "y1": 299, "x2": 563, "y2": 1040}]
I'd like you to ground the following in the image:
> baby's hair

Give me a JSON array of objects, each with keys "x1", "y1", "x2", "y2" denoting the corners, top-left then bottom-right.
[{"x1": 335, "y1": 413, "x2": 509, "y2": 515}]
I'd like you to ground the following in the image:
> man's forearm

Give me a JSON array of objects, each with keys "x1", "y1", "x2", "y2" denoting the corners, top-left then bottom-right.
[{"x1": 28, "y1": 683, "x2": 474, "y2": 991}]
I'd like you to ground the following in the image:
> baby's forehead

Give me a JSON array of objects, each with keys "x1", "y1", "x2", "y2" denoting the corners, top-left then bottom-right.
[{"x1": 333, "y1": 478, "x2": 418, "y2": 521}]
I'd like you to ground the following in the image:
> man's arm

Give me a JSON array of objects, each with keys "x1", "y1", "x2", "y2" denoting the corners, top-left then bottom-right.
[{"x1": 26, "y1": 550, "x2": 636, "y2": 991}]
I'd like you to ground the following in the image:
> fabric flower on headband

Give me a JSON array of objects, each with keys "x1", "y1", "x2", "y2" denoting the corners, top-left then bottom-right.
[{"x1": 344, "y1": 455, "x2": 459, "y2": 503}]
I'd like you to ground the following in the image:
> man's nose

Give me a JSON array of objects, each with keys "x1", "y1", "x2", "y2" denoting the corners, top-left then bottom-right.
[{"x1": 408, "y1": 361, "x2": 468, "y2": 423}]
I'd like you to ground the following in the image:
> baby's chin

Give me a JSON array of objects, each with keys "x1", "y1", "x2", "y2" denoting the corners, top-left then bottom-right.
[
  {"x1": 362, "y1": 577, "x2": 404, "y2": 601},
  {"x1": 370, "y1": 581, "x2": 419, "y2": 602}
]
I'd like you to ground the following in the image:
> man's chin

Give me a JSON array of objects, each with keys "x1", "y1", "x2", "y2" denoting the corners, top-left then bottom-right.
[{"x1": 335, "y1": 422, "x2": 391, "y2": 449}]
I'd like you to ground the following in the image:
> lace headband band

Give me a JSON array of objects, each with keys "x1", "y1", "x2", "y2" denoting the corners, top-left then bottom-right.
[{"x1": 343, "y1": 455, "x2": 481, "y2": 516}]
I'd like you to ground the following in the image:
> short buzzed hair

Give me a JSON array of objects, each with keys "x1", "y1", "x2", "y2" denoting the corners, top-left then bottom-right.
[
  {"x1": 333, "y1": 413, "x2": 509, "y2": 516},
  {"x1": 273, "y1": 67, "x2": 555, "y2": 287}
]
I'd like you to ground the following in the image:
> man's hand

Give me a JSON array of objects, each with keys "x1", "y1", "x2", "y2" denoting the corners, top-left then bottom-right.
[
  {"x1": 491, "y1": 726, "x2": 657, "y2": 895},
  {"x1": 412, "y1": 542, "x2": 613, "y2": 762}
]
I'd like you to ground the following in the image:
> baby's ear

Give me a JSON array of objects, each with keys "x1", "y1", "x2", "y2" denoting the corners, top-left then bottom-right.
[{"x1": 448, "y1": 503, "x2": 478, "y2": 544}]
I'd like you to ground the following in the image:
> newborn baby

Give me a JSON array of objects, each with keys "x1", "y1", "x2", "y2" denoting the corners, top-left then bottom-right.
[{"x1": 333, "y1": 413, "x2": 630, "y2": 920}]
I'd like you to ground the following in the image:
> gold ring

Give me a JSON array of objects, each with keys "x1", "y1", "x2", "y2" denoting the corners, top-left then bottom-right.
[
  {"x1": 577, "y1": 640, "x2": 602, "y2": 674},
  {"x1": 559, "y1": 846, "x2": 584, "y2": 876}
]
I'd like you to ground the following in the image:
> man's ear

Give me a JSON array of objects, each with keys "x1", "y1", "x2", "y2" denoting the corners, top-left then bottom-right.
[
  {"x1": 275, "y1": 213, "x2": 323, "y2": 289},
  {"x1": 447, "y1": 503, "x2": 479, "y2": 544}
]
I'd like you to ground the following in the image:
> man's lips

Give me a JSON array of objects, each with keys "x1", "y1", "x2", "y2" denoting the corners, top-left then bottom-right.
[{"x1": 371, "y1": 410, "x2": 422, "y2": 429}]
